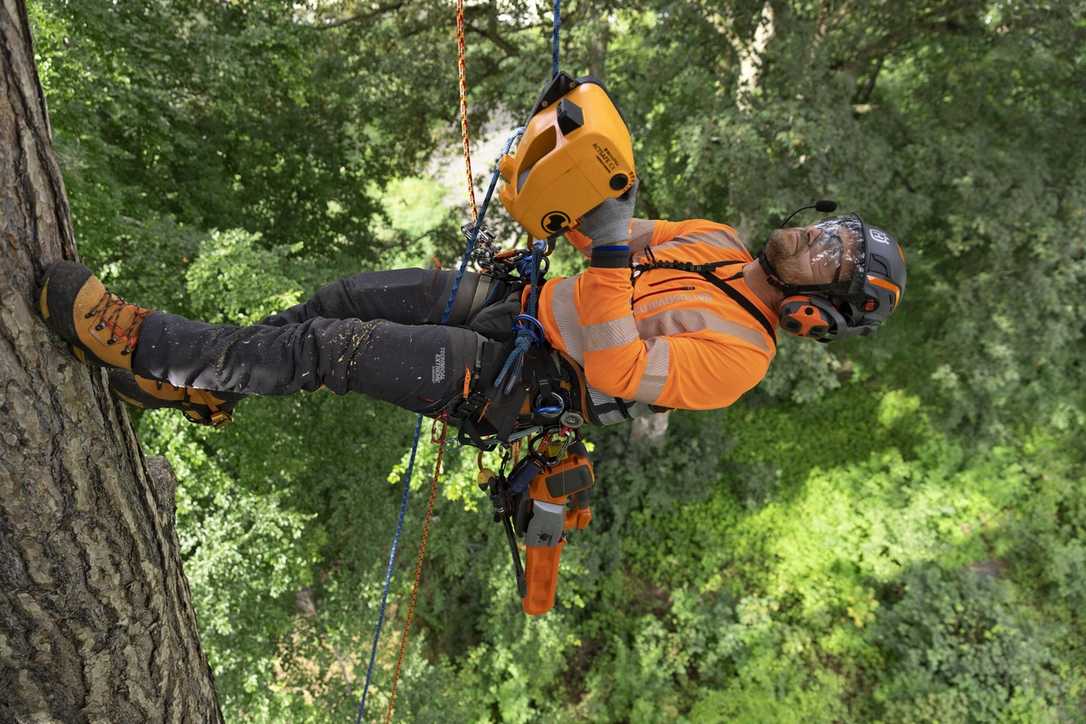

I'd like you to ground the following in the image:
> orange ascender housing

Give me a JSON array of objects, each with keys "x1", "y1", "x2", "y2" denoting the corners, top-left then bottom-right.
[{"x1": 498, "y1": 72, "x2": 636, "y2": 240}]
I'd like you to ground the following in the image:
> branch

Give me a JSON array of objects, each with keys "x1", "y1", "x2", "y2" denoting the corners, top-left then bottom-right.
[
  {"x1": 837, "y1": 4, "x2": 983, "y2": 73},
  {"x1": 465, "y1": 22, "x2": 521, "y2": 57},
  {"x1": 302, "y1": 1, "x2": 406, "y2": 30},
  {"x1": 853, "y1": 54, "x2": 885, "y2": 104}
]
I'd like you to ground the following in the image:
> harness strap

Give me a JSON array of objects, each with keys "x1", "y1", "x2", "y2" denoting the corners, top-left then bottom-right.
[
  {"x1": 633, "y1": 259, "x2": 778, "y2": 346},
  {"x1": 694, "y1": 273, "x2": 777, "y2": 346}
]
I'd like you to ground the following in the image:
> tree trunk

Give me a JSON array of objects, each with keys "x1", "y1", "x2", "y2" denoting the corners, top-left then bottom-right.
[
  {"x1": 586, "y1": 15, "x2": 609, "y2": 82},
  {"x1": 709, "y1": 0, "x2": 777, "y2": 111},
  {"x1": 629, "y1": 411, "x2": 670, "y2": 448},
  {"x1": 0, "y1": 2, "x2": 222, "y2": 721}
]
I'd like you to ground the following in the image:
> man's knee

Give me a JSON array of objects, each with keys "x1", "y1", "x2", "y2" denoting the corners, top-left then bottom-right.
[{"x1": 340, "y1": 321, "x2": 484, "y2": 413}]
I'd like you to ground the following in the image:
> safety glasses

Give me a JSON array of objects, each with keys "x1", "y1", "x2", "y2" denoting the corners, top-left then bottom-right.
[{"x1": 779, "y1": 217, "x2": 866, "y2": 301}]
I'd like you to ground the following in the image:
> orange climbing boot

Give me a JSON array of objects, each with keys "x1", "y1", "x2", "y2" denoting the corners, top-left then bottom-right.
[
  {"x1": 38, "y1": 261, "x2": 152, "y2": 370},
  {"x1": 107, "y1": 370, "x2": 241, "y2": 427}
]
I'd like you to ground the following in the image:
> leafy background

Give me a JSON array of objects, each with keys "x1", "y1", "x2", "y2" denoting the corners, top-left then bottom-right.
[{"x1": 29, "y1": 0, "x2": 1086, "y2": 721}]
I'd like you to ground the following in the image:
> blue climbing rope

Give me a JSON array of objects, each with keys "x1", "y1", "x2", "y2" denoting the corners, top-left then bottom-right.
[
  {"x1": 551, "y1": 0, "x2": 561, "y2": 78},
  {"x1": 355, "y1": 0, "x2": 560, "y2": 718},
  {"x1": 354, "y1": 414, "x2": 421, "y2": 724},
  {"x1": 497, "y1": 0, "x2": 560, "y2": 393},
  {"x1": 439, "y1": 129, "x2": 524, "y2": 326},
  {"x1": 353, "y1": 127, "x2": 530, "y2": 724},
  {"x1": 494, "y1": 238, "x2": 548, "y2": 395},
  {"x1": 353, "y1": 165, "x2": 505, "y2": 721}
]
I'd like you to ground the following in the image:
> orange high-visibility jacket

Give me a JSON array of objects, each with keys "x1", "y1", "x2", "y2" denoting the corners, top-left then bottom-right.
[{"x1": 536, "y1": 219, "x2": 778, "y2": 425}]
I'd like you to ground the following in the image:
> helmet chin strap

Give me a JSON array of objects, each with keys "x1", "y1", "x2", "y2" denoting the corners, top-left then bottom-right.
[{"x1": 755, "y1": 248, "x2": 786, "y2": 288}]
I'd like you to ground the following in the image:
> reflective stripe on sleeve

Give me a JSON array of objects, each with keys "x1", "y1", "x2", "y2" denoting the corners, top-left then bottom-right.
[
  {"x1": 634, "y1": 337, "x2": 670, "y2": 403},
  {"x1": 625, "y1": 401, "x2": 659, "y2": 419},
  {"x1": 653, "y1": 230, "x2": 744, "y2": 254},
  {"x1": 584, "y1": 316, "x2": 639, "y2": 353},
  {"x1": 588, "y1": 385, "x2": 629, "y2": 425},
  {"x1": 594, "y1": 408, "x2": 628, "y2": 426},
  {"x1": 549, "y1": 277, "x2": 584, "y2": 362},
  {"x1": 636, "y1": 308, "x2": 771, "y2": 353}
]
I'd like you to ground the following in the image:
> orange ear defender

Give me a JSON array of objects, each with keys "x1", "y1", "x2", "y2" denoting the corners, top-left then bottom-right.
[
  {"x1": 779, "y1": 295, "x2": 848, "y2": 341},
  {"x1": 498, "y1": 72, "x2": 635, "y2": 239}
]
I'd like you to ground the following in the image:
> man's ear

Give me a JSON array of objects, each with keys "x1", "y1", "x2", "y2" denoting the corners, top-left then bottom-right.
[{"x1": 766, "y1": 229, "x2": 802, "y2": 264}]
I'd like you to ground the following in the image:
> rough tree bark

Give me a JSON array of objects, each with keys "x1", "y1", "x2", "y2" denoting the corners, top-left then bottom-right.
[{"x1": 0, "y1": 1, "x2": 222, "y2": 721}]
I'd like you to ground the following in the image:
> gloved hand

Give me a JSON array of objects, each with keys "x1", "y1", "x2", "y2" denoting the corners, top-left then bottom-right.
[{"x1": 577, "y1": 179, "x2": 639, "y2": 247}]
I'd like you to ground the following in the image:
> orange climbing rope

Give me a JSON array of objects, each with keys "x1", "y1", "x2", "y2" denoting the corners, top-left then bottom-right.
[
  {"x1": 385, "y1": 417, "x2": 448, "y2": 723},
  {"x1": 382, "y1": 3, "x2": 476, "y2": 719},
  {"x1": 456, "y1": 0, "x2": 478, "y2": 221}
]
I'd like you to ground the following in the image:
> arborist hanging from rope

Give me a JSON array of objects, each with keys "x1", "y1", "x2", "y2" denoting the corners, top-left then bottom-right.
[{"x1": 37, "y1": 72, "x2": 906, "y2": 616}]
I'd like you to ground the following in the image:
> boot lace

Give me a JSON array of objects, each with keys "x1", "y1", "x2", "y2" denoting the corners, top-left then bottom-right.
[{"x1": 85, "y1": 291, "x2": 151, "y2": 356}]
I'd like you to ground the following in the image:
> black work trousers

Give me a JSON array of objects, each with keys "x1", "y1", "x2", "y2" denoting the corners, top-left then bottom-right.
[{"x1": 131, "y1": 269, "x2": 521, "y2": 414}]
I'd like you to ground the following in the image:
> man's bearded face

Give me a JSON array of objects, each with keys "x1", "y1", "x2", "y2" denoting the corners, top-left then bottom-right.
[{"x1": 765, "y1": 219, "x2": 863, "y2": 287}]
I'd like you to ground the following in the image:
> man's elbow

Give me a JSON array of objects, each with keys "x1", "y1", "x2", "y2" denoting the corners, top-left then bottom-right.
[{"x1": 583, "y1": 364, "x2": 640, "y2": 400}]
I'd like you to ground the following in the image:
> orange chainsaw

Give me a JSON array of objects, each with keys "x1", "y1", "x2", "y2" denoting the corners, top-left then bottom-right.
[{"x1": 479, "y1": 436, "x2": 595, "y2": 615}]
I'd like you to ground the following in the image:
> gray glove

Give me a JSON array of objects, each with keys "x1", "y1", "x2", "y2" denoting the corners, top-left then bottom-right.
[{"x1": 577, "y1": 179, "x2": 639, "y2": 246}]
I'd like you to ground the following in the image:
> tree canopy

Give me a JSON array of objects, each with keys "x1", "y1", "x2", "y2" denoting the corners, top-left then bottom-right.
[{"x1": 27, "y1": 0, "x2": 1086, "y2": 720}]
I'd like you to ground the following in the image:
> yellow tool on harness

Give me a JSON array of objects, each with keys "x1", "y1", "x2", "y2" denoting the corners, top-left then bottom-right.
[{"x1": 498, "y1": 72, "x2": 636, "y2": 240}]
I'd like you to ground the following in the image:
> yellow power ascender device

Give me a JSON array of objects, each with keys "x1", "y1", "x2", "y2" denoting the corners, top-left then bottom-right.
[{"x1": 498, "y1": 72, "x2": 636, "y2": 240}]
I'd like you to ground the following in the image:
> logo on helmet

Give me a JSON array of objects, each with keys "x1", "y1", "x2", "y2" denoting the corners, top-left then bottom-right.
[
  {"x1": 541, "y1": 211, "x2": 572, "y2": 235},
  {"x1": 869, "y1": 227, "x2": 892, "y2": 245}
]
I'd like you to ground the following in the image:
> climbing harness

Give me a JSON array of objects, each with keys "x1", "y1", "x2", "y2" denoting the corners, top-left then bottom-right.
[
  {"x1": 449, "y1": 64, "x2": 638, "y2": 448},
  {"x1": 356, "y1": 0, "x2": 623, "y2": 718}
]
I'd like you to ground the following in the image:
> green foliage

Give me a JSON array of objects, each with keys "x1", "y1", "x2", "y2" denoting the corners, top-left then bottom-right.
[
  {"x1": 185, "y1": 229, "x2": 305, "y2": 324},
  {"x1": 689, "y1": 665, "x2": 846, "y2": 724},
  {"x1": 757, "y1": 335, "x2": 844, "y2": 404},
  {"x1": 29, "y1": 0, "x2": 1086, "y2": 721},
  {"x1": 139, "y1": 409, "x2": 320, "y2": 717},
  {"x1": 30, "y1": 0, "x2": 461, "y2": 266},
  {"x1": 584, "y1": 388, "x2": 1086, "y2": 722},
  {"x1": 871, "y1": 566, "x2": 1073, "y2": 723}
]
